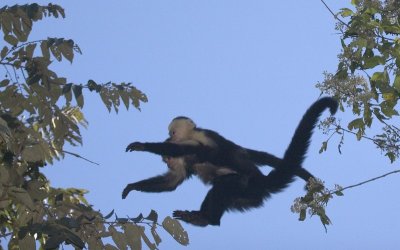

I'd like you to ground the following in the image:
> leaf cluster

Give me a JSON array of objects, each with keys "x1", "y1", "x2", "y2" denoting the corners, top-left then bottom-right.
[
  {"x1": 317, "y1": 0, "x2": 400, "y2": 162},
  {"x1": 0, "y1": 4, "x2": 182, "y2": 250},
  {"x1": 291, "y1": 178, "x2": 343, "y2": 232}
]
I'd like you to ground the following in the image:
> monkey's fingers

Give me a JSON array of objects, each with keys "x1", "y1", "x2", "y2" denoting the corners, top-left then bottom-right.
[
  {"x1": 126, "y1": 142, "x2": 144, "y2": 152},
  {"x1": 172, "y1": 210, "x2": 189, "y2": 219}
]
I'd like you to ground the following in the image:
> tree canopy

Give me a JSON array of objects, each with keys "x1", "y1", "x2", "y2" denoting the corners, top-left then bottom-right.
[{"x1": 0, "y1": 4, "x2": 188, "y2": 249}]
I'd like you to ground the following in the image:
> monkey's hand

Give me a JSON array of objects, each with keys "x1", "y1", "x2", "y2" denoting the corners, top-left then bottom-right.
[
  {"x1": 122, "y1": 184, "x2": 136, "y2": 199},
  {"x1": 173, "y1": 210, "x2": 209, "y2": 227},
  {"x1": 126, "y1": 142, "x2": 145, "y2": 152}
]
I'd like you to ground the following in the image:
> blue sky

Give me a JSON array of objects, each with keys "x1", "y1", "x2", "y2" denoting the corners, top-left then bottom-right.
[{"x1": 4, "y1": 0, "x2": 400, "y2": 249}]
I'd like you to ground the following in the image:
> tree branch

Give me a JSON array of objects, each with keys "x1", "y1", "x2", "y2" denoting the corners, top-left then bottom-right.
[
  {"x1": 320, "y1": 0, "x2": 349, "y2": 27},
  {"x1": 332, "y1": 169, "x2": 400, "y2": 194},
  {"x1": 61, "y1": 150, "x2": 100, "y2": 165}
]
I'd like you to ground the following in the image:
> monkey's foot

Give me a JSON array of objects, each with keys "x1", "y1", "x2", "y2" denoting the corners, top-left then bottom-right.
[
  {"x1": 126, "y1": 142, "x2": 145, "y2": 152},
  {"x1": 173, "y1": 210, "x2": 209, "y2": 227}
]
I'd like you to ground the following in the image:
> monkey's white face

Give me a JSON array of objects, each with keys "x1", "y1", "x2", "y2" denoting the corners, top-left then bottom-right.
[{"x1": 168, "y1": 118, "x2": 196, "y2": 142}]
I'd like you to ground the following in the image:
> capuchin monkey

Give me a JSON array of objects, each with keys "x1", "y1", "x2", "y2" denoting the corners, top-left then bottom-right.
[{"x1": 123, "y1": 97, "x2": 338, "y2": 226}]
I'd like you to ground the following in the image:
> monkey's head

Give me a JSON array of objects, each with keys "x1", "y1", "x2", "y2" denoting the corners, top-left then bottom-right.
[{"x1": 168, "y1": 116, "x2": 196, "y2": 142}]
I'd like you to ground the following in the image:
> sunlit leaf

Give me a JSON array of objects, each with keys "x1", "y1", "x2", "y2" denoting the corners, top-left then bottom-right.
[
  {"x1": 347, "y1": 118, "x2": 364, "y2": 130},
  {"x1": 162, "y1": 216, "x2": 189, "y2": 246}
]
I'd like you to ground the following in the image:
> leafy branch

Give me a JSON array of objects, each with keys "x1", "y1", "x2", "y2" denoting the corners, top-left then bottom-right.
[
  {"x1": 292, "y1": 169, "x2": 400, "y2": 231},
  {"x1": 0, "y1": 4, "x2": 176, "y2": 250}
]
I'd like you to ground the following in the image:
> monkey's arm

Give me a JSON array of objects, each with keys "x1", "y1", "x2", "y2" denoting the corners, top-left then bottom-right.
[
  {"x1": 126, "y1": 142, "x2": 213, "y2": 160},
  {"x1": 122, "y1": 171, "x2": 186, "y2": 199},
  {"x1": 245, "y1": 148, "x2": 315, "y2": 182}
]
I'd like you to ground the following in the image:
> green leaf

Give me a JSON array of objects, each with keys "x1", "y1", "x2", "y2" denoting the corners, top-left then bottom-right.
[
  {"x1": 1, "y1": 13, "x2": 13, "y2": 34},
  {"x1": 44, "y1": 234, "x2": 65, "y2": 250},
  {"x1": 103, "y1": 209, "x2": 115, "y2": 219},
  {"x1": 100, "y1": 90, "x2": 112, "y2": 112},
  {"x1": 348, "y1": 118, "x2": 364, "y2": 130},
  {"x1": 18, "y1": 235, "x2": 36, "y2": 250},
  {"x1": 162, "y1": 216, "x2": 189, "y2": 246},
  {"x1": 4, "y1": 34, "x2": 18, "y2": 46},
  {"x1": 139, "y1": 227, "x2": 157, "y2": 250},
  {"x1": 8, "y1": 187, "x2": 35, "y2": 210},
  {"x1": 145, "y1": 209, "x2": 158, "y2": 223},
  {"x1": 131, "y1": 213, "x2": 144, "y2": 223},
  {"x1": 40, "y1": 40, "x2": 50, "y2": 60},
  {"x1": 151, "y1": 224, "x2": 162, "y2": 246},
  {"x1": 72, "y1": 85, "x2": 84, "y2": 108},
  {"x1": 104, "y1": 245, "x2": 119, "y2": 250},
  {"x1": 363, "y1": 56, "x2": 384, "y2": 69},
  {"x1": 373, "y1": 107, "x2": 386, "y2": 122},
  {"x1": 299, "y1": 208, "x2": 306, "y2": 221},
  {"x1": 380, "y1": 101, "x2": 399, "y2": 117},
  {"x1": 1, "y1": 46, "x2": 9, "y2": 59},
  {"x1": 334, "y1": 190, "x2": 344, "y2": 196},
  {"x1": 62, "y1": 83, "x2": 72, "y2": 94},
  {"x1": 63, "y1": 229, "x2": 85, "y2": 249},
  {"x1": 394, "y1": 75, "x2": 400, "y2": 92},
  {"x1": 26, "y1": 43, "x2": 37, "y2": 58},
  {"x1": 123, "y1": 224, "x2": 142, "y2": 250},
  {"x1": 319, "y1": 141, "x2": 328, "y2": 154},
  {"x1": 50, "y1": 44, "x2": 62, "y2": 61},
  {"x1": 119, "y1": 90, "x2": 130, "y2": 110},
  {"x1": 0, "y1": 79, "x2": 10, "y2": 87},
  {"x1": 59, "y1": 42, "x2": 74, "y2": 63},
  {"x1": 109, "y1": 226, "x2": 128, "y2": 250},
  {"x1": 386, "y1": 152, "x2": 396, "y2": 163},
  {"x1": 363, "y1": 102, "x2": 372, "y2": 127},
  {"x1": 21, "y1": 144, "x2": 45, "y2": 162},
  {"x1": 371, "y1": 71, "x2": 385, "y2": 82},
  {"x1": 339, "y1": 8, "x2": 353, "y2": 17}
]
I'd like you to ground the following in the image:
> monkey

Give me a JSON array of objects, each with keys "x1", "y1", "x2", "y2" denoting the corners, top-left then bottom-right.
[
  {"x1": 123, "y1": 97, "x2": 338, "y2": 226},
  {"x1": 122, "y1": 141, "x2": 237, "y2": 198}
]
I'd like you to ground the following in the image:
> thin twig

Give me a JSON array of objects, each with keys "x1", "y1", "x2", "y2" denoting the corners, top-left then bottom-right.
[
  {"x1": 332, "y1": 169, "x2": 400, "y2": 194},
  {"x1": 61, "y1": 150, "x2": 100, "y2": 165},
  {"x1": 320, "y1": 0, "x2": 349, "y2": 27}
]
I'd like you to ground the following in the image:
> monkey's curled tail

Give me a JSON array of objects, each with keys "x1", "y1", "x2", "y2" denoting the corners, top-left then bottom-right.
[
  {"x1": 264, "y1": 97, "x2": 338, "y2": 194},
  {"x1": 283, "y1": 97, "x2": 338, "y2": 168}
]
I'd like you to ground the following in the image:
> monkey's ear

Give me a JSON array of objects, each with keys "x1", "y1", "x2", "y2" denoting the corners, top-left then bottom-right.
[{"x1": 126, "y1": 142, "x2": 145, "y2": 152}]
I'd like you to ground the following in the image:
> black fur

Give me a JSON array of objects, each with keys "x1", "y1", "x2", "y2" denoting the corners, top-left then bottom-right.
[{"x1": 124, "y1": 97, "x2": 338, "y2": 226}]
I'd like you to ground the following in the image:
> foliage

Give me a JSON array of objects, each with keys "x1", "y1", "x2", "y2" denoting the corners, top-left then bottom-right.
[
  {"x1": 294, "y1": 0, "x2": 400, "y2": 230},
  {"x1": 0, "y1": 4, "x2": 188, "y2": 249},
  {"x1": 291, "y1": 178, "x2": 341, "y2": 232},
  {"x1": 317, "y1": 0, "x2": 400, "y2": 163}
]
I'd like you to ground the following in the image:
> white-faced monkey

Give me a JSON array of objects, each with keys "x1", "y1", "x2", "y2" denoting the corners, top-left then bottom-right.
[{"x1": 123, "y1": 97, "x2": 338, "y2": 226}]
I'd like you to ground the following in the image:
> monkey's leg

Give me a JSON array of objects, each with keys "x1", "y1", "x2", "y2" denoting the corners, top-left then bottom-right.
[{"x1": 174, "y1": 174, "x2": 245, "y2": 226}]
